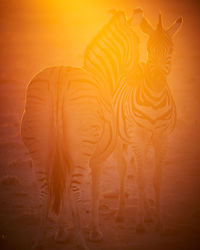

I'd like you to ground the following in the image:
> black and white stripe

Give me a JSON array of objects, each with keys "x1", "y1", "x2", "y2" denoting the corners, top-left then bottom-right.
[
  {"x1": 21, "y1": 65, "x2": 116, "y2": 248},
  {"x1": 113, "y1": 64, "x2": 177, "y2": 143},
  {"x1": 112, "y1": 14, "x2": 182, "y2": 231},
  {"x1": 83, "y1": 10, "x2": 144, "y2": 224},
  {"x1": 84, "y1": 10, "x2": 140, "y2": 96}
]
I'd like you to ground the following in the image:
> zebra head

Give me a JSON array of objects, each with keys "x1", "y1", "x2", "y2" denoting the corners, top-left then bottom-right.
[
  {"x1": 128, "y1": 8, "x2": 144, "y2": 26},
  {"x1": 141, "y1": 14, "x2": 183, "y2": 76}
]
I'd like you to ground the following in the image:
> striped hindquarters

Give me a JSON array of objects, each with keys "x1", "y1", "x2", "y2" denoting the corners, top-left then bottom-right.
[
  {"x1": 21, "y1": 66, "x2": 68, "y2": 214},
  {"x1": 21, "y1": 65, "x2": 116, "y2": 213},
  {"x1": 60, "y1": 67, "x2": 116, "y2": 164}
]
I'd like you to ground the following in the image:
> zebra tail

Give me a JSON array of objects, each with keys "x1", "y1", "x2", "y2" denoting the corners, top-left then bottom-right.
[
  {"x1": 48, "y1": 141, "x2": 66, "y2": 214},
  {"x1": 48, "y1": 66, "x2": 67, "y2": 215}
]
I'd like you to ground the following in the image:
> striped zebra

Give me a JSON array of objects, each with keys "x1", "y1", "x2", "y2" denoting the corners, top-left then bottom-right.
[
  {"x1": 84, "y1": 9, "x2": 182, "y2": 230},
  {"x1": 21, "y1": 66, "x2": 115, "y2": 250},
  {"x1": 113, "y1": 14, "x2": 183, "y2": 231},
  {"x1": 20, "y1": 9, "x2": 142, "y2": 249},
  {"x1": 83, "y1": 9, "x2": 143, "y2": 222}
]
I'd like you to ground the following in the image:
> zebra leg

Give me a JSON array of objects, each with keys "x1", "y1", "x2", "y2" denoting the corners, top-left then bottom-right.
[
  {"x1": 143, "y1": 196, "x2": 153, "y2": 223},
  {"x1": 54, "y1": 194, "x2": 69, "y2": 243},
  {"x1": 152, "y1": 135, "x2": 168, "y2": 231},
  {"x1": 114, "y1": 144, "x2": 127, "y2": 223},
  {"x1": 129, "y1": 156, "x2": 152, "y2": 225},
  {"x1": 153, "y1": 164, "x2": 162, "y2": 231},
  {"x1": 70, "y1": 165, "x2": 89, "y2": 250},
  {"x1": 143, "y1": 143, "x2": 153, "y2": 224},
  {"x1": 32, "y1": 170, "x2": 49, "y2": 249},
  {"x1": 130, "y1": 129, "x2": 152, "y2": 232},
  {"x1": 88, "y1": 160, "x2": 103, "y2": 242},
  {"x1": 135, "y1": 153, "x2": 146, "y2": 233}
]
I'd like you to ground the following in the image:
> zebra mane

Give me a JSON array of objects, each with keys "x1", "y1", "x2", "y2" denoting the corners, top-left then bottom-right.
[
  {"x1": 84, "y1": 10, "x2": 126, "y2": 59},
  {"x1": 84, "y1": 11, "x2": 139, "y2": 95}
]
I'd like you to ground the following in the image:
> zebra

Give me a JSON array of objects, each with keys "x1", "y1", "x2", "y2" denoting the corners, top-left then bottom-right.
[
  {"x1": 20, "y1": 9, "x2": 143, "y2": 250},
  {"x1": 21, "y1": 66, "x2": 116, "y2": 249},
  {"x1": 83, "y1": 8, "x2": 143, "y2": 222},
  {"x1": 113, "y1": 14, "x2": 183, "y2": 232}
]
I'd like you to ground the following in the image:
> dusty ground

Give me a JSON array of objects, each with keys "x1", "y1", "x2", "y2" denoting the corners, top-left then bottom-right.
[{"x1": 0, "y1": 0, "x2": 200, "y2": 249}]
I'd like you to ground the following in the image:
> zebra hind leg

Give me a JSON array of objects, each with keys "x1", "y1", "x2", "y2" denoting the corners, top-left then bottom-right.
[
  {"x1": 143, "y1": 196, "x2": 154, "y2": 223},
  {"x1": 88, "y1": 160, "x2": 103, "y2": 242},
  {"x1": 32, "y1": 170, "x2": 49, "y2": 249},
  {"x1": 54, "y1": 194, "x2": 70, "y2": 243},
  {"x1": 70, "y1": 165, "x2": 90, "y2": 250},
  {"x1": 115, "y1": 147, "x2": 127, "y2": 223}
]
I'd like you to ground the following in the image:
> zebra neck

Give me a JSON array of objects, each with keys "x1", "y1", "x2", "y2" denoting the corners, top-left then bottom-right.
[{"x1": 143, "y1": 64, "x2": 168, "y2": 94}]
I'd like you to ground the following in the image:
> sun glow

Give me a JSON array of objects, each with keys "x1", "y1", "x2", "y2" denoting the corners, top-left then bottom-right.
[
  {"x1": 1, "y1": 0, "x2": 200, "y2": 249},
  {"x1": 30, "y1": 0, "x2": 151, "y2": 66}
]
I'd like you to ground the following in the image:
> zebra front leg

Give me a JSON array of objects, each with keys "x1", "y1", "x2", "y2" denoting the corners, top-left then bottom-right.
[
  {"x1": 88, "y1": 161, "x2": 103, "y2": 242},
  {"x1": 134, "y1": 154, "x2": 146, "y2": 233},
  {"x1": 70, "y1": 165, "x2": 89, "y2": 250},
  {"x1": 129, "y1": 156, "x2": 152, "y2": 224},
  {"x1": 32, "y1": 170, "x2": 49, "y2": 249},
  {"x1": 115, "y1": 146, "x2": 127, "y2": 222},
  {"x1": 153, "y1": 136, "x2": 167, "y2": 232},
  {"x1": 153, "y1": 162, "x2": 162, "y2": 231}
]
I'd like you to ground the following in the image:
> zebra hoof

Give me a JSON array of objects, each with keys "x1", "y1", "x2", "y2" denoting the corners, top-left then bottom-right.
[
  {"x1": 32, "y1": 239, "x2": 44, "y2": 250},
  {"x1": 144, "y1": 214, "x2": 154, "y2": 223},
  {"x1": 160, "y1": 226, "x2": 178, "y2": 236},
  {"x1": 75, "y1": 233, "x2": 90, "y2": 250},
  {"x1": 76, "y1": 242, "x2": 90, "y2": 250},
  {"x1": 115, "y1": 213, "x2": 124, "y2": 223},
  {"x1": 155, "y1": 221, "x2": 164, "y2": 232},
  {"x1": 54, "y1": 227, "x2": 69, "y2": 243},
  {"x1": 88, "y1": 228, "x2": 103, "y2": 242},
  {"x1": 136, "y1": 223, "x2": 146, "y2": 234}
]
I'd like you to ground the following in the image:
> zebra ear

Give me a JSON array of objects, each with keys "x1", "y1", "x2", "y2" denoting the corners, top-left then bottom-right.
[
  {"x1": 167, "y1": 17, "x2": 183, "y2": 36},
  {"x1": 140, "y1": 17, "x2": 154, "y2": 36},
  {"x1": 129, "y1": 8, "x2": 143, "y2": 26}
]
